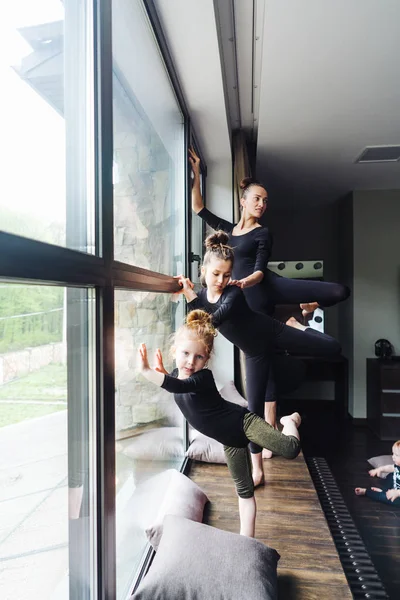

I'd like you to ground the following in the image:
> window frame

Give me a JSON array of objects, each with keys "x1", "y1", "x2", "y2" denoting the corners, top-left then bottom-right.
[{"x1": 0, "y1": 0, "x2": 206, "y2": 597}]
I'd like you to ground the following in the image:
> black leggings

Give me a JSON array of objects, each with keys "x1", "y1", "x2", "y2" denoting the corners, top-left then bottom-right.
[
  {"x1": 243, "y1": 270, "x2": 350, "y2": 320},
  {"x1": 243, "y1": 271, "x2": 349, "y2": 410},
  {"x1": 246, "y1": 326, "x2": 340, "y2": 453},
  {"x1": 365, "y1": 478, "x2": 400, "y2": 507},
  {"x1": 265, "y1": 270, "x2": 350, "y2": 308}
]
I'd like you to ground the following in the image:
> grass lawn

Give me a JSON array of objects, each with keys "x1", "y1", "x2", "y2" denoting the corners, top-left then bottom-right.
[
  {"x1": 0, "y1": 364, "x2": 67, "y2": 401},
  {"x1": 0, "y1": 364, "x2": 67, "y2": 427}
]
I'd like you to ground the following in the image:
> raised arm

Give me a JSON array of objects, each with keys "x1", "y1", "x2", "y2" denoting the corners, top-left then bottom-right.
[
  {"x1": 189, "y1": 148, "x2": 204, "y2": 214},
  {"x1": 138, "y1": 344, "x2": 165, "y2": 387},
  {"x1": 189, "y1": 148, "x2": 234, "y2": 232}
]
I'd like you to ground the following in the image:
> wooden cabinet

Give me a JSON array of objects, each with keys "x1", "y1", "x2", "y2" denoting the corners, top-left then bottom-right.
[{"x1": 367, "y1": 358, "x2": 400, "y2": 440}]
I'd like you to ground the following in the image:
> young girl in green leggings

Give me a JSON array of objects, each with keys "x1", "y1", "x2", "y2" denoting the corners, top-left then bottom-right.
[{"x1": 138, "y1": 309, "x2": 301, "y2": 537}]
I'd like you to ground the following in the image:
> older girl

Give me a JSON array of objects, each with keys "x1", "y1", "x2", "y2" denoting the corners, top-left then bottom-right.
[
  {"x1": 138, "y1": 309, "x2": 301, "y2": 537},
  {"x1": 176, "y1": 231, "x2": 341, "y2": 486}
]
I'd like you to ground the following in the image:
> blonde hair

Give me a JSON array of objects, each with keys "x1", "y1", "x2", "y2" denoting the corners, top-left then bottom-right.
[
  {"x1": 393, "y1": 440, "x2": 400, "y2": 451},
  {"x1": 200, "y1": 231, "x2": 235, "y2": 287},
  {"x1": 173, "y1": 310, "x2": 217, "y2": 356}
]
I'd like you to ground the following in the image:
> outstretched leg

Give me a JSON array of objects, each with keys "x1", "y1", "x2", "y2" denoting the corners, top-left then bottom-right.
[
  {"x1": 266, "y1": 270, "x2": 350, "y2": 308},
  {"x1": 243, "y1": 411, "x2": 301, "y2": 459},
  {"x1": 355, "y1": 486, "x2": 400, "y2": 506},
  {"x1": 273, "y1": 319, "x2": 341, "y2": 357}
]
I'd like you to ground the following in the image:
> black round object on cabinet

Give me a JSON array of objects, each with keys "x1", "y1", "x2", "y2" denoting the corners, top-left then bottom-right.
[{"x1": 374, "y1": 339, "x2": 393, "y2": 359}]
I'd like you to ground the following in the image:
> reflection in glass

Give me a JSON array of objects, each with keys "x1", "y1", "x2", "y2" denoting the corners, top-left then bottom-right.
[
  {"x1": 0, "y1": 1, "x2": 95, "y2": 254},
  {"x1": 115, "y1": 289, "x2": 184, "y2": 598},
  {"x1": 0, "y1": 283, "x2": 95, "y2": 599},
  {"x1": 112, "y1": 0, "x2": 185, "y2": 274}
]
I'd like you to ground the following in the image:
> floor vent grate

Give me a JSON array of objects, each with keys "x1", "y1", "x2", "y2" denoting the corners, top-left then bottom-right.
[{"x1": 307, "y1": 457, "x2": 389, "y2": 599}]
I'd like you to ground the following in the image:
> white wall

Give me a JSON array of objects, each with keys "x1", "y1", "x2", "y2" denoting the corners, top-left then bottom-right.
[
  {"x1": 206, "y1": 161, "x2": 235, "y2": 387},
  {"x1": 352, "y1": 190, "x2": 400, "y2": 417}
]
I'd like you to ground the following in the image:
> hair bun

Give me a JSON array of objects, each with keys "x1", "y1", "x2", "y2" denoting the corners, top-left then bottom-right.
[
  {"x1": 186, "y1": 309, "x2": 213, "y2": 328},
  {"x1": 239, "y1": 177, "x2": 256, "y2": 190},
  {"x1": 205, "y1": 230, "x2": 230, "y2": 249}
]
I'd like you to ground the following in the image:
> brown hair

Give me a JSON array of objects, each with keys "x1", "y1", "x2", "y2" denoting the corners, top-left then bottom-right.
[
  {"x1": 239, "y1": 177, "x2": 267, "y2": 199},
  {"x1": 174, "y1": 309, "x2": 217, "y2": 356},
  {"x1": 393, "y1": 440, "x2": 400, "y2": 451},
  {"x1": 200, "y1": 231, "x2": 235, "y2": 287}
]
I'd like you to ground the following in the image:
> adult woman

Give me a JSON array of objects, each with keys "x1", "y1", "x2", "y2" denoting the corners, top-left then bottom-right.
[
  {"x1": 189, "y1": 148, "x2": 349, "y2": 441},
  {"x1": 189, "y1": 148, "x2": 349, "y2": 316},
  {"x1": 176, "y1": 231, "x2": 341, "y2": 485}
]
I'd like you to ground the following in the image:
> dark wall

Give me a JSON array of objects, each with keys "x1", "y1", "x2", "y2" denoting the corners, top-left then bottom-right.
[{"x1": 264, "y1": 202, "x2": 341, "y2": 337}]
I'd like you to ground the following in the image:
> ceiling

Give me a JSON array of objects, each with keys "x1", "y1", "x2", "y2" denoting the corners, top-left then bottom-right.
[
  {"x1": 255, "y1": 0, "x2": 400, "y2": 207},
  {"x1": 155, "y1": 0, "x2": 400, "y2": 209}
]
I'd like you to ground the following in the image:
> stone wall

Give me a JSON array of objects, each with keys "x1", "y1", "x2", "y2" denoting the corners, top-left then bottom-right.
[
  {"x1": 0, "y1": 342, "x2": 65, "y2": 385},
  {"x1": 113, "y1": 77, "x2": 183, "y2": 434}
]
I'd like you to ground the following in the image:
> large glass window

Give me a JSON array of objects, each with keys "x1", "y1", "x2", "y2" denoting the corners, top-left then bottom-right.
[
  {"x1": 0, "y1": 283, "x2": 96, "y2": 599},
  {"x1": 112, "y1": 0, "x2": 185, "y2": 273},
  {"x1": 0, "y1": 1, "x2": 95, "y2": 254},
  {"x1": 1, "y1": 1, "x2": 195, "y2": 598},
  {"x1": 115, "y1": 289, "x2": 184, "y2": 597}
]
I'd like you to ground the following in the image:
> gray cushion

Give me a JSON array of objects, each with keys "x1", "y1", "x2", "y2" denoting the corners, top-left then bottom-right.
[
  {"x1": 131, "y1": 515, "x2": 280, "y2": 600},
  {"x1": 367, "y1": 455, "x2": 392, "y2": 478}
]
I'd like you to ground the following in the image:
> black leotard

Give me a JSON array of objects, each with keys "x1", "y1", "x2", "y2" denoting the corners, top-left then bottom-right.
[
  {"x1": 198, "y1": 208, "x2": 271, "y2": 282},
  {"x1": 198, "y1": 207, "x2": 274, "y2": 314},
  {"x1": 161, "y1": 368, "x2": 249, "y2": 447}
]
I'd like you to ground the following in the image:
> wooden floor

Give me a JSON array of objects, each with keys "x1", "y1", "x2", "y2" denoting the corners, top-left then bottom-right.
[{"x1": 190, "y1": 451, "x2": 352, "y2": 600}]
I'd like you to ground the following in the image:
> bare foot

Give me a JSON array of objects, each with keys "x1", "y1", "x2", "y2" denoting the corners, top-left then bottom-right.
[
  {"x1": 262, "y1": 449, "x2": 273, "y2": 459},
  {"x1": 253, "y1": 471, "x2": 265, "y2": 487},
  {"x1": 355, "y1": 487, "x2": 366, "y2": 496},
  {"x1": 285, "y1": 317, "x2": 306, "y2": 331},
  {"x1": 300, "y1": 302, "x2": 320, "y2": 317},
  {"x1": 280, "y1": 412, "x2": 301, "y2": 428}
]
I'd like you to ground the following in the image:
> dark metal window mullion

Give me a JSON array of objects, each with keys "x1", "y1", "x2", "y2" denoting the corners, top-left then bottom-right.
[{"x1": 93, "y1": 1, "x2": 116, "y2": 599}]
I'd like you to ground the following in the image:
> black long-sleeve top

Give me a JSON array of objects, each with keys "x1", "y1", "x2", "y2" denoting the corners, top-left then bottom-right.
[
  {"x1": 161, "y1": 368, "x2": 249, "y2": 447},
  {"x1": 198, "y1": 207, "x2": 271, "y2": 280},
  {"x1": 188, "y1": 286, "x2": 283, "y2": 356},
  {"x1": 198, "y1": 207, "x2": 273, "y2": 314}
]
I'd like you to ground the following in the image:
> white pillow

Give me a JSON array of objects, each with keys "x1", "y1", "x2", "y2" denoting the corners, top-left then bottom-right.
[
  {"x1": 186, "y1": 431, "x2": 226, "y2": 464},
  {"x1": 120, "y1": 427, "x2": 184, "y2": 461},
  {"x1": 145, "y1": 470, "x2": 209, "y2": 549},
  {"x1": 119, "y1": 469, "x2": 209, "y2": 550},
  {"x1": 219, "y1": 380, "x2": 248, "y2": 407},
  {"x1": 367, "y1": 455, "x2": 392, "y2": 478}
]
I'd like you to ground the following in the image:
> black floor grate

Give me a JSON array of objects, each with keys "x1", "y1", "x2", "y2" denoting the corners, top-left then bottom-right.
[{"x1": 307, "y1": 457, "x2": 389, "y2": 599}]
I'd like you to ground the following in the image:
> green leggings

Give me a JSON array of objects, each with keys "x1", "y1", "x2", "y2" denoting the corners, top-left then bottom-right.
[{"x1": 224, "y1": 412, "x2": 300, "y2": 499}]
